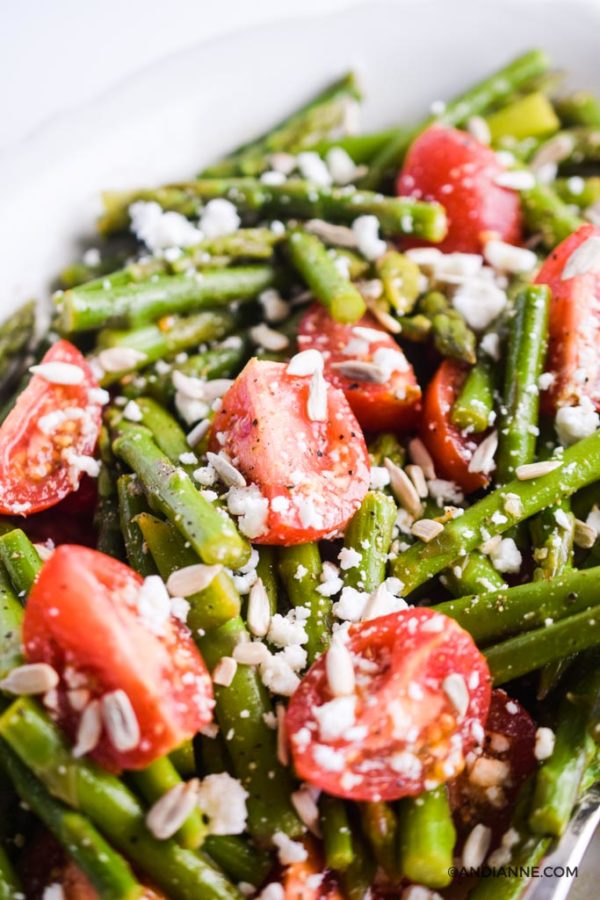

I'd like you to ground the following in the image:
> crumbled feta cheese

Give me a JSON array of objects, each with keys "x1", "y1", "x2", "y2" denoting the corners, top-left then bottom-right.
[
  {"x1": 196, "y1": 773, "x2": 248, "y2": 835},
  {"x1": 259, "y1": 655, "x2": 300, "y2": 696},
  {"x1": 135, "y1": 576, "x2": 171, "y2": 634},
  {"x1": 555, "y1": 401, "x2": 599, "y2": 446},
  {"x1": 488, "y1": 537, "x2": 522, "y2": 574},
  {"x1": 352, "y1": 215, "x2": 387, "y2": 261},
  {"x1": 272, "y1": 831, "x2": 308, "y2": 865},
  {"x1": 199, "y1": 199, "x2": 240, "y2": 238},
  {"x1": 313, "y1": 696, "x2": 356, "y2": 741},
  {"x1": 296, "y1": 151, "x2": 332, "y2": 187},
  {"x1": 227, "y1": 485, "x2": 269, "y2": 538},
  {"x1": 333, "y1": 586, "x2": 370, "y2": 622},
  {"x1": 267, "y1": 612, "x2": 308, "y2": 648},
  {"x1": 129, "y1": 201, "x2": 203, "y2": 250},
  {"x1": 338, "y1": 547, "x2": 362, "y2": 570},
  {"x1": 123, "y1": 399, "x2": 143, "y2": 422},
  {"x1": 427, "y1": 479, "x2": 464, "y2": 506},
  {"x1": 370, "y1": 466, "x2": 391, "y2": 490},
  {"x1": 480, "y1": 332, "x2": 501, "y2": 361},
  {"x1": 326, "y1": 147, "x2": 358, "y2": 185},
  {"x1": 538, "y1": 371, "x2": 556, "y2": 391},
  {"x1": 534, "y1": 726, "x2": 556, "y2": 760},
  {"x1": 453, "y1": 281, "x2": 507, "y2": 331}
]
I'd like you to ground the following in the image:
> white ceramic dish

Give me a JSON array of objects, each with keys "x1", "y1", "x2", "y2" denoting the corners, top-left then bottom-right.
[{"x1": 1, "y1": 0, "x2": 599, "y2": 894}]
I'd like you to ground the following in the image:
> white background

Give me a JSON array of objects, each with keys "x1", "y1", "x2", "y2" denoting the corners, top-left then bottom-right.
[{"x1": 0, "y1": 0, "x2": 356, "y2": 151}]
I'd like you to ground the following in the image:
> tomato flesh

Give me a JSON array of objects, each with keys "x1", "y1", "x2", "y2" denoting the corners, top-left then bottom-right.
[
  {"x1": 449, "y1": 689, "x2": 537, "y2": 839},
  {"x1": 23, "y1": 545, "x2": 214, "y2": 771},
  {"x1": 396, "y1": 125, "x2": 523, "y2": 253},
  {"x1": 421, "y1": 359, "x2": 489, "y2": 493},
  {"x1": 535, "y1": 223, "x2": 600, "y2": 412},
  {"x1": 0, "y1": 340, "x2": 103, "y2": 516},
  {"x1": 209, "y1": 358, "x2": 370, "y2": 544},
  {"x1": 297, "y1": 305, "x2": 421, "y2": 433},
  {"x1": 286, "y1": 607, "x2": 491, "y2": 801}
]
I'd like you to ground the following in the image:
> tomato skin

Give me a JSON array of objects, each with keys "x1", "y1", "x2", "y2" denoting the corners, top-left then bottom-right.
[
  {"x1": 449, "y1": 689, "x2": 536, "y2": 840},
  {"x1": 421, "y1": 359, "x2": 489, "y2": 493},
  {"x1": 396, "y1": 125, "x2": 523, "y2": 253},
  {"x1": 297, "y1": 305, "x2": 421, "y2": 433},
  {"x1": 23, "y1": 545, "x2": 214, "y2": 772},
  {"x1": 281, "y1": 838, "x2": 343, "y2": 900},
  {"x1": 286, "y1": 607, "x2": 491, "y2": 802},
  {"x1": 209, "y1": 358, "x2": 370, "y2": 545},
  {"x1": 0, "y1": 340, "x2": 103, "y2": 516},
  {"x1": 535, "y1": 223, "x2": 600, "y2": 412}
]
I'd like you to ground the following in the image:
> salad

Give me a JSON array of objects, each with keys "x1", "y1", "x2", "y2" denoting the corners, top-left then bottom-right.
[{"x1": 1, "y1": 46, "x2": 600, "y2": 900}]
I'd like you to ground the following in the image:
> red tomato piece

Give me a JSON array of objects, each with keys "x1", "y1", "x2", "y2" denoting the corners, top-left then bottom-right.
[
  {"x1": 421, "y1": 359, "x2": 490, "y2": 493},
  {"x1": 297, "y1": 304, "x2": 421, "y2": 433},
  {"x1": 281, "y1": 838, "x2": 343, "y2": 900},
  {"x1": 286, "y1": 607, "x2": 491, "y2": 801},
  {"x1": 209, "y1": 358, "x2": 370, "y2": 545},
  {"x1": 449, "y1": 689, "x2": 537, "y2": 839},
  {"x1": 396, "y1": 125, "x2": 523, "y2": 253},
  {"x1": 0, "y1": 340, "x2": 103, "y2": 516},
  {"x1": 535, "y1": 223, "x2": 600, "y2": 412},
  {"x1": 23, "y1": 545, "x2": 214, "y2": 772}
]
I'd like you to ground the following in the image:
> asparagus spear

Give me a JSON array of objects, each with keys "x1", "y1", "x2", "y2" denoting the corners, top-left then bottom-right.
[
  {"x1": 0, "y1": 738, "x2": 142, "y2": 899},
  {"x1": 496, "y1": 285, "x2": 550, "y2": 482},
  {"x1": 361, "y1": 49, "x2": 550, "y2": 189},
  {"x1": 419, "y1": 291, "x2": 476, "y2": 365},
  {"x1": 95, "y1": 425, "x2": 126, "y2": 560},
  {"x1": 375, "y1": 250, "x2": 421, "y2": 315},
  {"x1": 442, "y1": 551, "x2": 506, "y2": 597},
  {"x1": 112, "y1": 422, "x2": 250, "y2": 569},
  {"x1": 309, "y1": 128, "x2": 406, "y2": 164},
  {"x1": 201, "y1": 72, "x2": 361, "y2": 177},
  {"x1": 486, "y1": 92, "x2": 559, "y2": 141},
  {"x1": 60, "y1": 266, "x2": 273, "y2": 332},
  {"x1": 197, "y1": 618, "x2": 302, "y2": 842},
  {"x1": 128, "y1": 756, "x2": 205, "y2": 850},
  {"x1": 342, "y1": 491, "x2": 397, "y2": 593},
  {"x1": 99, "y1": 179, "x2": 448, "y2": 243},
  {"x1": 133, "y1": 397, "x2": 197, "y2": 474},
  {"x1": 320, "y1": 796, "x2": 354, "y2": 871},
  {"x1": 278, "y1": 543, "x2": 332, "y2": 664},
  {"x1": 0, "y1": 530, "x2": 42, "y2": 596},
  {"x1": 522, "y1": 182, "x2": 584, "y2": 247},
  {"x1": 116, "y1": 475, "x2": 158, "y2": 577},
  {"x1": 136, "y1": 512, "x2": 241, "y2": 632},
  {"x1": 397, "y1": 786, "x2": 456, "y2": 889},
  {"x1": 391, "y1": 428, "x2": 600, "y2": 594},
  {"x1": 529, "y1": 661, "x2": 600, "y2": 836},
  {"x1": 0, "y1": 700, "x2": 242, "y2": 900},
  {"x1": 555, "y1": 175, "x2": 600, "y2": 209},
  {"x1": 95, "y1": 309, "x2": 237, "y2": 385},
  {"x1": 435, "y1": 564, "x2": 600, "y2": 644},
  {"x1": 287, "y1": 229, "x2": 366, "y2": 322},
  {"x1": 202, "y1": 835, "x2": 273, "y2": 888},
  {"x1": 555, "y1": 91, "x2": 600, "y2": 127},
  {"x1": 0, "y1": 566, "x2": 23, "y2": 681},
  {"x1": 451, "y1": 358, "x2": 495, "y2": 433},
  {"x1": 360, "y1": 801, "x2": 399, "y2": 880},
  {"x1": 0, "y1": 301, "x2": 35, "y2": 386}
]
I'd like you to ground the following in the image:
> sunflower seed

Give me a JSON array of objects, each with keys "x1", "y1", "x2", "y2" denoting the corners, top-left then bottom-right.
[
  {"x1": 72, "y1": 700, "x2": 102, "y2": 758},
  {"x1": 307, "y1": 369, "x2": 328, "y2": 421},
  {"x1": 145, "y1": 779, "x2": 201, "y2": 840},
  {"x1": 29, "y1": 362, "x2": 85, "y2": 385},
  {"x1": 384, "y1": 458, "x2": 422, "y2": 517},
  {"x1": 232, "y1": 642, "x2": 271, "y2": 666},
  {"x1": 332, "y1": 360, "x2": 387, "y2": 383},
  {"x1": 443, "y1": 672, "x2": 469, "y2": 718},
  {"x1": 101, "y1": 690, "x2": 140, "y2": 752},
  {"x1": 249, "y1": 323, "x2": 290, "y2": 352},
  {"x1": 97, "y1": 347, "x2": 147, "y2": 373},
  {"x1": 304, "y1": 219, "x2": 358, "y2": 248},
  {"x1": 468, "y1": 431, "x2": 498, "y2": 475},
  {"x1": 405, "y1": 464, "x2": 428, "y2": 498},
  {"x1": 408, "y1": 437, "x2": 436, "y2": 480},
  {"x1": 276, "y1": 703, "x2": 289, "y2": 766},
  {"x1": 166, "y1": 564, "x2": 222, "y2": 597},
  {"x1": 287, "y1": 349, "x2": 324, "y2": 377},
  {"x1": 212, "y1": 656, "x2": 238, "y2": 687},
  {"x1": 0, "y1": 663, "x2": 59, "y2": 695},
  {"x1": 326, "y1": 640, "x2": 355, "y2": 697},
  {"x1": 574, "y1": 518, "x2": 597, "y2": 549},
  {"x1": 515, "y1": 460, "x2": 562, "y2": 480},
  {"x1": 247, "y1": 578, "x2": 271, "y2": 638},
  {"x1": 411, "y1": 518, "x2": 444, "y2": 542},
  {"x1": 206, "y1": 451, "x2": 246, "y2": 488},
  {"x1": 291, "y1": 786, "x2": 321, "y2": 834},
  {"x1": 561, "y1": 235, "x2": 600, "y2": 280}
]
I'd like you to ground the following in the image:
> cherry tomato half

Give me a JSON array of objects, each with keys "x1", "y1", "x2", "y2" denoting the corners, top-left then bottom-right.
[
  {"x1": 297, "y1": 304, "x2": 421, "y2": 433},
  {"x1": 421, "y1": 359, "x2": 490, "y2": 493},
  {"x1": 396, "y1": 125, "x2": 523, "y2": 254},
  {"x1": 23, "y1": 545, "x2": 214, "y2": 771},
  {"x1": 535, "y1": 223, "x2": 600, "y2": 412},
  {"x1": 0, "y1": 340, "x2": 103, "y2": 516},
  {"x1": 209, "y1": 358, "x2": 370, "y2": 544},
  {"x1": 286, "y1": 607, "x2": 491, "y2": 801}
]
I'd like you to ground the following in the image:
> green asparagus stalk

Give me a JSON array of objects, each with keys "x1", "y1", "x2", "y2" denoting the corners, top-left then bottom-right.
[
  {"x1": 530, "y1": 499, "x2": 574, "y2": 581},
  {"x1": 451, "y1": 358, "x2": 495, "y2": 433},
  {"x1": 287, "y1": 229, "x2": 366, "y2": 322},
  {"x1": 133, "y1": 397, "x2": 197, "y2": 474},
  {"x1": 203, "y1": 835, "x2": 273, "y2": 888},
  {"x1": 60, "y1": 265, "x2": 273, "y2": 332},
  {"x1": 277, "y1": 543, "x2": 332, "y2": 664},
  {"x1": 342, "y1": 491, "x2": 397, "y2": 593},
  {"x1": 442, "y1": 552, "x2": 506, "y2": 597},
  {"x1": 375, "y1": 250, "x2": 421, "y2": 315},
  {"x1": 198, "y1": 618, "x2": 302, "y2": 843},
  {"x1": 529, "y1": 662, "x2": 600, "y2": 836},
  {"x1": 255, "y1": 546, "x2": 279, "y2": 616},
  {"x1": 397, "y1": 786, "x2": 456, "y2": 889},
  {"x1": 116, "y1": 475, "x2": 158, "y2": 577},
  {"x1": 0, "y1": 699, "x2": 242, "y2": 900},
  {"x1": 95, "y1": 309, "x2": 237, "y2": 385},
  {"x1": 320, "y1": 796, "x2": 354, "y2": 871},
  {"x1": 0, "y1": 566, "x2": 23, "y2": 681},
  {"x1": 201, "y1": 72, "x2": 361, "y2": 177},
  {"x1": 435, "y1": 564, "x2": 600, "y2": 644},
  {"x1": 419, "y1": 291, "x2": 476, "y2": 365},
  {"x1": 0, "y1": 738, "x2": 142, "y2": 899},
  {"x1": 339, "y1": 823, "x2": 376, "y2": 900},
  {"x1": 391, "y1": 428, "x2": 600, "y2": 594},
  {"x1": 555, "y1": 175, "x2": 600, "y2": 208},
  {"x1": 309, "y1": 128, "x2": 406, "y2": 164},
  {"x1": 0, "y1": 302, "x2": 35, "y2": 385},
  {"x1": 128, "y1": 756, "x2": 205, "y2": 850},
  {"x1": 99, "y1": 178, "x2": 448, "y2": 243},
  {"x1": 136, "y1": 512, "x2": 241, "y2": 632},
  {"x1": 361, "y1": 49, "x2": 550, "y2": 189},
  {"x1": 496, "y1": 285, "x2": 550, "y2": 482},
  {"x1": 0, "y1": 530, "x2": 42, "y2": 596},
  {"x1": 112, "y1": 422, "x2": 250, "y2": 569},
  {"x1": 360, "y1": 801, "x2": 399, "y2": 880},
  {"x1": 95, "y1": 425, "x2": 126, "y2": 560},
  {"x1": 522, "y1": 182, "x2": 584, "y2": 248},
  {"x1": 555, "y1": 91, "x2": 600, "y2": 127}
]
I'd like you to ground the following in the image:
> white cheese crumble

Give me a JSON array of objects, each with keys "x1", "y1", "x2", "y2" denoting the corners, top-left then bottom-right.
[
  {"x1": 129, "y1": 200, "x2": 202, "y2": 251},
  {"x1": 555, "y1": 401, "x2": 599, "y2": 446},
  {"x1": 272, "y1": 831, "x2": 309, "y2": 865},
  {"x1": 452, "y1": 280, "x2": 507, "y2": 331},
  {"x1": 488, "y1": 537, "x2": 522, "y2": 574},
  {"x1": 534, "y1": 726, "x2": 556, "y2": 760},
  {"x1": 352, "y1": 215, "x2": 387, "y2": 261},
  {"x1": 199, "y1": 199, "x2": 241, "y2": 238},
  {"x1": 296, "y1": 151, "x2": 332, "y2": 187},
  {"x1": 196, "y1": 773, "x2": 249, "y2": 835}
]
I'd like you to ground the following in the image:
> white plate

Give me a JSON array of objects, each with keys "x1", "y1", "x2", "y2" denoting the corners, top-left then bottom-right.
[{"x1": 0, "y1": 0, "x2": 599, "y2": 895}]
